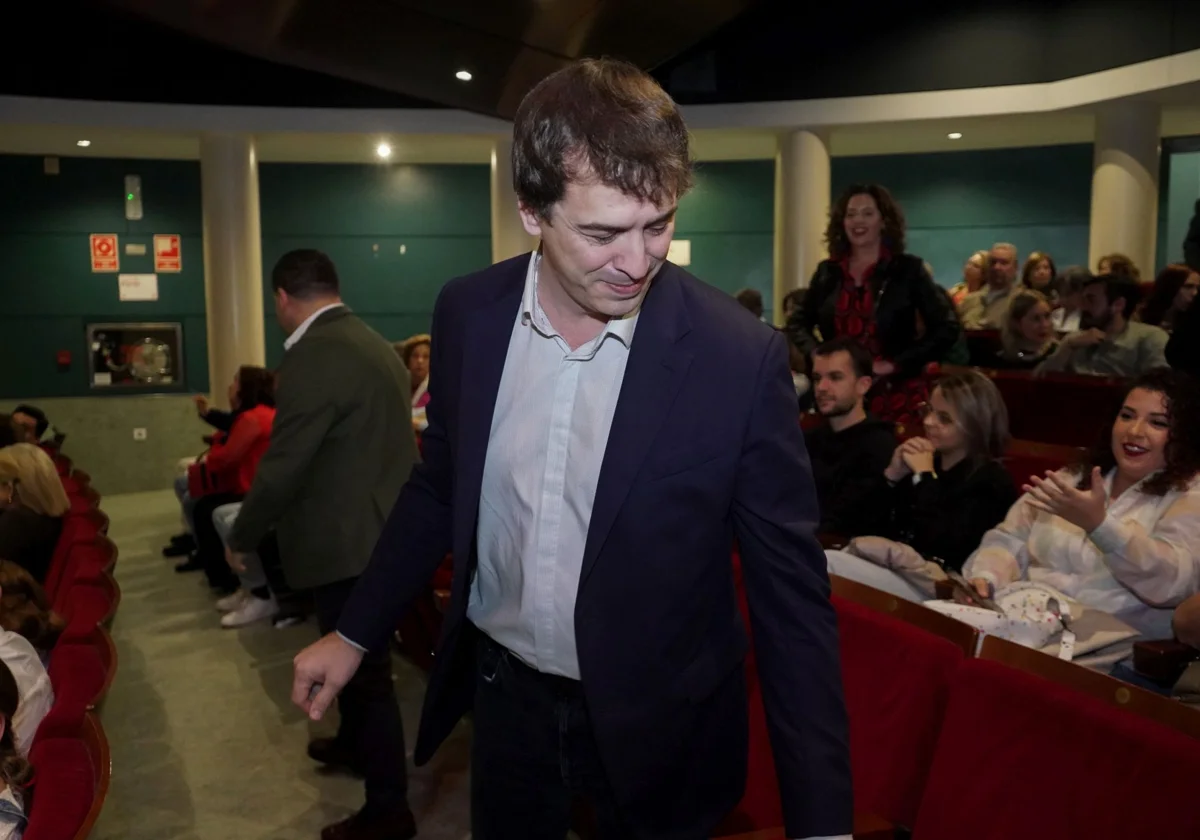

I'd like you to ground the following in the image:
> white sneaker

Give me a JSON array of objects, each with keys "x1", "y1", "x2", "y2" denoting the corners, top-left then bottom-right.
[
  {"x1": 221, "y1": 595, "x2": 279, "y2": 628},
  {"x1": 215, "y1": 590, "x2": 248, "y2": 613}
]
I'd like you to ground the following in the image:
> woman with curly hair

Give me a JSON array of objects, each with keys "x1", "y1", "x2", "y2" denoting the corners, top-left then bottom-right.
[
  {"x1": 786, "y1": 183, "x2": 961, "y2": 426},
  {"x1": 964, "y1": 368, "x2": 1200, "y2": 641}
]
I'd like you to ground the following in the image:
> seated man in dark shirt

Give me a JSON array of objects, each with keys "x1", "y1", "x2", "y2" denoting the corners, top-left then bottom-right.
[{"x1": 805, "y1": 338, "x2": 897, "y2": 538}]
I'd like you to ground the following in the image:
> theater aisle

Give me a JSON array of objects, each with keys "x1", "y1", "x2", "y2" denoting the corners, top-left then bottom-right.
[{"x1": 90, "y1": 489, "x2": 472, "y2": 840}]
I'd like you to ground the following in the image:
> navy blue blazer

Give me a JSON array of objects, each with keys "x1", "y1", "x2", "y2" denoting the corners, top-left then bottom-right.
[{"x1": 339, "y1": 254, "x2": 852, "y2": 838}]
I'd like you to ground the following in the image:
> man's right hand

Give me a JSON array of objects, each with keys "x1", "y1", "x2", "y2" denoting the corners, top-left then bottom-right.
[
  {"x1": 1065, "y1": 328, "x2": 1105, "y2": 348},
  {"x1": 292, "y1": 632, "x2": 365, "y2": 722}
]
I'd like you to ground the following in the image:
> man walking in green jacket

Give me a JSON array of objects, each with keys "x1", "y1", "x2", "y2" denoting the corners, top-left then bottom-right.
[{"x1": 227, "y1": 249, "x2": 418, "y2": 840}]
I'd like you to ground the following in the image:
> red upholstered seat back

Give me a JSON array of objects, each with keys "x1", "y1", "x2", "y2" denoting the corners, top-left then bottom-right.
[
  {"x1": 1002, "y1": 440, "x2": 1085, "y2": 492},
  {"x1": 833, "y1": 596, "x2": 964, "y2": 829},
  {"x1": 35, "y1": 644, "x2": 106, "y2": 745},
  {"x1": 912, "y1": 658, "x2": 1200, "y2": 840},
  {"x1": 25, "y1": 737, "x2": 96, "y2": 840}
]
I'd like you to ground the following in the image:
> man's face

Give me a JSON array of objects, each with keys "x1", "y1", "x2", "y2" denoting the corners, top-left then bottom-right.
[
  {"x1": 988, "y1": 246, "x2": 1017, "y2": 289},
  {"x1": 812, "y1": 350, "x2": 869, "y2": 418},
  {"x1": 1079, "y1": 283, "x2": 1116, "y2": 331},
  {"x1": 10, "y1": 412, "x2": 37, "y2": 442},
  {"x1": 520, "y1": 175, "x2": 675, "y2": 322}
]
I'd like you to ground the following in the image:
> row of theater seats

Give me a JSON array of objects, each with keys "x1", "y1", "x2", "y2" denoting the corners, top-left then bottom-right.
[
  {"x1": 720, "y1": 570, "x2": 1200, "y2": 840},
  {"x1": 948, "y1": 335, "x2": 1126, "y2": 446},
  {"x1": 24, "y1": 449, "x2": 117, "y2": 840}
]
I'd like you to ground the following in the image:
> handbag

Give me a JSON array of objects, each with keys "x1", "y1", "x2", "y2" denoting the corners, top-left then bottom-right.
[{"x1": 186, "y1": 445, "x2": 235, "y2": 499}]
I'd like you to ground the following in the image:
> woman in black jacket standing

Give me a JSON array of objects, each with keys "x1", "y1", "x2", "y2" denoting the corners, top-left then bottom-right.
[{"x1": 786, "y1": 183, "x2": 962, "y2": 427}]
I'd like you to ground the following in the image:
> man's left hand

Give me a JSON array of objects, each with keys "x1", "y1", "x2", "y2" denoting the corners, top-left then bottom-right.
[{"x1": 225, "y1": 546, "x2": 248, "y2": 574}]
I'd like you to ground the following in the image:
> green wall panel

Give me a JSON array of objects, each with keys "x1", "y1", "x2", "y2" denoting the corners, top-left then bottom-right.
[
  {"x1": 0, "y1": 155, "x2": 207, "y2": 398},
  {"x1": 1163, "y1": 150, "x2": 1200, "y2": 270},
  {"x1": 833, "y1": 144, "x2": 1095, "y2": 287},
  {"x1": 258, "y1": 163, "x2": 491, "y2": 368}
]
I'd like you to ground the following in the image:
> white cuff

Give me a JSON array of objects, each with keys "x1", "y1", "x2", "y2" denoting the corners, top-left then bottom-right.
[{"x1": 336, "y1": 631, "x2": 367, "y2": 652}]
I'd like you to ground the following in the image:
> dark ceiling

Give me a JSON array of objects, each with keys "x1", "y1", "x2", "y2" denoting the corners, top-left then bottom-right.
[
  {"x1": 87, "y1": 0, "x2": 758, "y2": 119},
  {"x1": 3, "y1": 1, "x2": 1198, "y2": 119}
]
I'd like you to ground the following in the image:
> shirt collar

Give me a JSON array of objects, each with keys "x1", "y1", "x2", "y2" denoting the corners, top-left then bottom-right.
[
  {"x1": 283, "y1": 303, "x2": 344, "y2": 350},
  {"x1": 519, "y1": 252, "x2": 639, "y2": 352}
]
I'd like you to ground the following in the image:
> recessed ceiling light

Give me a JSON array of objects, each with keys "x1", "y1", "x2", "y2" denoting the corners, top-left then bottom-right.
[
  {"x1": 455, "y1": 69, "x2": 473, "y2": 82},
  {"x1": 376, "y1": 142, "x2": 392, "y2": 159},
  {"x1": 947, "y1": 132, "x2": 963, "y2": 140},
  {"x1": 76, "y1": 140, "x2": 91, "y2": 147}
]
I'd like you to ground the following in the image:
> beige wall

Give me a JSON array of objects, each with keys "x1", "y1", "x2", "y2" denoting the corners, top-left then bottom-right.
[{"x1": 4, "y1": 396, "x2": 209, "y2": 496}]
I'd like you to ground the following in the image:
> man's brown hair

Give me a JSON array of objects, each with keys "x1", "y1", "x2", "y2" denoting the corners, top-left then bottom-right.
[{"x1": 512, "y1": 58, "x2": 693, "y2": 220}]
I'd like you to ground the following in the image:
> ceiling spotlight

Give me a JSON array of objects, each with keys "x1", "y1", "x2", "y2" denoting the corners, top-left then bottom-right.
[
  {"x1": 376, "y1": 142, "x2": 392, "y2": 159},
  {"x1": 455, "y1": 69, "x2": 473, "y2": 82},
  {"x1": 76, "y1": 140, "x2": 91, "y2": 147},
  {"x1": 947, "y1": 132, "x2": 963, "y2": 140}
]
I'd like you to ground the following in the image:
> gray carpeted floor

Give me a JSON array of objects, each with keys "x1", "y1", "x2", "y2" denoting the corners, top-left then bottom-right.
[{"x1": 90, "y1": 490, "x2": 472, "y2": 840}]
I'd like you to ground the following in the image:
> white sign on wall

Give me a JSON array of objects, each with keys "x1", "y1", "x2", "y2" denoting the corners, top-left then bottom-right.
[
  {"x1": 118, "y1": 273, "x2": 159, "y2": 301},
  {"x1": 667, "y1": 239, "x2": 691, "y2": 266}
]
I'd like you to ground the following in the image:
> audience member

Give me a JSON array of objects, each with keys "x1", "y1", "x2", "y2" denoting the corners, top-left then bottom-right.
[
  {"x1": 226, "y1": 249, "x2": 418, "y2": 840},
  {"x1": 7, "y1": 409, "x2": 46, "y2": 446},
  {"x1": 176, "y1": 366, "x2": 276, "y2": 597},
  {"x1": 1052, "y1": 265, "x2": 1091, "y2": 335},
  {"x1": 1036, "y1": 273, "x2": 1168, "y2": 377},
  {"x1": 0, "y1": 660, "x2": 30, "y2": 838},
  {"x1": 781, "y1": 288, "x2": 806, "y2": 322},
  {"x1": 1175, "y1": 591, "x2": 1200, "y2": 649},
  {"x1": 1138, "y1": 263, "x2": 1199, "y2": 333},
  {"x1": 786, "y1": 183, "x2": 960, "y2": 425},
  {"x1": 0, "y1": 562, "x2": 62, "y2": 659},
  {"x1": 994, "y1": 289, "x2": 1058, "y2": 369},
  {"x1": 1020, "y1": 250, "x2": 1058, "y2": 300},
  {"x1": 805, "y1": 338, "x2": 896, "y2": 538},
  {"x1": 0, "y1": 422, "x2": 15, "y2": 453},
  {"x1": 965, "y1": 369, "x2": 1200, "y2": 642},
  {"x1": 948, "y1": 250, "x2": 988, "y2": 306},
  {"x1": 1185, "y1": 198, "x2": 1200, "y2": 273},
  {"x1": 396, "y1": 334, "x2": 431, "y2": 433},
  {"x1": 209, "y1": 502, "x2": 278, "y2": 628},
  {"x1": 959, "y1": 242, "x2": 1021, "y2": 329},
  {"x1": 0, "y1": 445, "x2": 70, "y2": 584},
  {"x1": 844, "y1": 371, "x2": 1016, "y2": 573},
  {"x1": 734, "y1": 287, "x2": 765, "y2": 320},
  {"x1": 0, "y1": 626, "x2": 50, "y2": 758},
  {"x1": 1098, "y1": 252, "x2": 1141, "y2": 280}
]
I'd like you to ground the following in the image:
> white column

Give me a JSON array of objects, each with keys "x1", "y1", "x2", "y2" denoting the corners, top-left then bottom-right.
[
  {"x1": 200, "y1": 133, "x2": 265, "y2": 407},
  {"x1": 1089, "y1": 102, "x2": 1161, "y2": 276},
  {"x1": 491, "y1": 135, "x2": 537, "y2": 263},
  {"x1": 775, "y1": 129, "x2": 831, "y2": 324}
]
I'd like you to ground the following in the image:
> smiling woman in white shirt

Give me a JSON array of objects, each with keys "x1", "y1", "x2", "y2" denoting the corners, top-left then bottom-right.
[{"x1": 965, "y1": 369, "x2": 1200, "y2": 644}]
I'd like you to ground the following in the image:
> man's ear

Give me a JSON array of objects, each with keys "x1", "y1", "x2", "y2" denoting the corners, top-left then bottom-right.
[{"x1": 518, "y1": 202, "x2": 546, "y2": 238}]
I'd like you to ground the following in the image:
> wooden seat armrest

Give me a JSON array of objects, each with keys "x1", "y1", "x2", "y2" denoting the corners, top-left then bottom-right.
[{"x1": 432, "y1": 589, "x2": 451, "y2": 615}]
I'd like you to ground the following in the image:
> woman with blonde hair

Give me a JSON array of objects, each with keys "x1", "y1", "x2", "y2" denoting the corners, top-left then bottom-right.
[
  {"x1": 995, "y1": 289, "x2": 1058, "y2": 369},
  {"x1": 0, "y1": 444, "x2": 70, "y2": 584}
]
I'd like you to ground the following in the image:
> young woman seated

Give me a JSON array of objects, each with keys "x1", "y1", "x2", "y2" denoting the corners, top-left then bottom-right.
[
  {"x1": 964, "y1": 369, "x2": 1200, "y2": 642},
  {"x1": 179, "y1": 366, "x2": 276, "y2": 595},
  {"x1": 0, "y1": 660, "x2": 31, "y2": 838},
  {"x1": 0, "y1": 445, "x2": 70, "y2": 584},
  {"x1": 0, "y1": 562, "x2": 63, "y2": 662},
  {"x1": 826, "y1": 371, "x2": 1017, "y2": 594},
  {"x1": 994, "y1": 289, "x2": 1058, "y2": 369}
]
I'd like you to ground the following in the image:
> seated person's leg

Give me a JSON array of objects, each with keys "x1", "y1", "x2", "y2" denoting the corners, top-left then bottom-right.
[
  {"x1": 825, "y1": 549, "x2": 928, "y2": 603},
  {"x1": 211, "y1": 503, "x2": 278, "y2": 627}
]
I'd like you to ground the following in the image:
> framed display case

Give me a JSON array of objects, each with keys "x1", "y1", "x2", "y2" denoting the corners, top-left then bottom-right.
[{"x1": 87, "y1": 321, "x2": 184, "y2": 390}]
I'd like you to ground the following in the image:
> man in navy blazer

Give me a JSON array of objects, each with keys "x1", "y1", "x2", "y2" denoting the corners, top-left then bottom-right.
[{"x1": 293, "y1": 58, "x2": 851, "y2": 840}]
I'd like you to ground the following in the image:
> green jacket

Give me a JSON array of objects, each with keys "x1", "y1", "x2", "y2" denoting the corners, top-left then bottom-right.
[{"x1": 228, "y1": 306, "x2": 417, "y2": 590}]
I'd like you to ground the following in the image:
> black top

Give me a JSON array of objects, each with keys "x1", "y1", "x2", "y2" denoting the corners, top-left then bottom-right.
[
  {"x1": 866, "y1": 456, "x2": 1017, "y2": 572},
  {"x1": 786, "y1": 253, "x2": 963, "y2": 379},
  {"x1": 991, "y1": 343, "x2": 1058, "y2": 370},
  {"x1": 805, "y1": 415, "x2": 896, "y2": 538},
  {"x1": 0, "y1": 507, "x2": 64, "y2": 583}
]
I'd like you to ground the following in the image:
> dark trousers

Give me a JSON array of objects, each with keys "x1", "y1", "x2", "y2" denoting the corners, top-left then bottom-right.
[
  {"x1": 313, "y1": 578, "x2": 409, "y2": 814},
  {"x1": 192, "y1": 492, "x2": 243, "y2": 592},
  {"x1": 471, "y1": 632, "x2": 630, "y2": 840}
]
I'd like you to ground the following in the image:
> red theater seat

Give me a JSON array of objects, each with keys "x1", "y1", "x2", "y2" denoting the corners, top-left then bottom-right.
[
  {"x1": 1002, "y1": 439, "x2": 1086, "y2": 491},
  {"x1": 911, "y1": 657, "x2": 1200, "y2": 840},
  {"x1": 25, "y1": 714, "x2": 109, "y2": 840},
  {"x1": 36, "y1": 643, "x2": 107, "y2": 745}
]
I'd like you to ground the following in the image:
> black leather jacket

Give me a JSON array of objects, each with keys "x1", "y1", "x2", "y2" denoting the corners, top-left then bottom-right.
[{"x1": 785, "y1": 253, "x2": 962, "y2": 379}]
